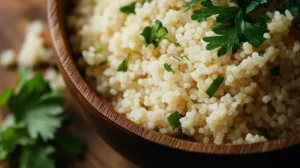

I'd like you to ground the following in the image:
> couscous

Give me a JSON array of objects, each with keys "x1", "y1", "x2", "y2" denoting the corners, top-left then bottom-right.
[{"x1": 68, "y1": 0, "x2": 300, "y2": 144}]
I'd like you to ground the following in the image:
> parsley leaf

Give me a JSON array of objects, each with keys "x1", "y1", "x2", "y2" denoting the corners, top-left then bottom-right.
[
  {"x1": 191, "y1": 0, "x2": 240, "y2": 23},
  {"x1": 192, "y1": 0, "x2": 268, "y2": 56},
  {"x1": 0, "y1": 124, "x2": 32, "y2": 160},
  {"x1": 203, "y1": 25, "x2": 240, "y2": 56},
  {"x1": 117, "y1": 55, "x2": 130, "y2": 72},
  {"x1": 141, "y1": 20, "x2": 180, "y2": 48},
  {"x1": 164, "y1": 63, "x2": 175, "y2": 74},
  {"x1": 20, "y1": 144, "x2": 55, "y2": 168},
  {"x1": 24, "y1": 91, "x2": 65, "y2": 141},
  {"x1": 120, "y1": 1, "x2": 137, "y2": 14},
  {"x1": 237, "y1": 12, "x2": 267, "y2": 48},
  {"x1": 141, "y1": 20, "x2": 168, "y2": 48},
  {"x1": 8, "y1": 72, "x2": 65, "y2": 141},
  {"x1": 0, "y1": 69, "x2": 85, "y2": 167},
  {"x1": 237, "y1": 0, "x2": 268, "y2": 14},
  {"x1": 16, "y1": 68, "x2": 32, "y2": 92},
  {"x1": 184, "y1": 0, "x2": 202, "y2": 12}
]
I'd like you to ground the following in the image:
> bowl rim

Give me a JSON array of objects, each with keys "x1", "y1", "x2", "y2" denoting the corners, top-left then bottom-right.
[{"x1": 47, "y1": 0, "x2": 300, "y2": 154}]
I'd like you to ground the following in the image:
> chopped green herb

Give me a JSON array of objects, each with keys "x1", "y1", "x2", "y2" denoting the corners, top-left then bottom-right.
[
  {"x1": 94, "y1": 44, "x2": 104, "y2": 54},
  {"x1": 120, "y1": 1, "x2": 137, "y2": 14},
  {"x1": 172, "y1": 55, "x2": 190, "y2": 61},
  {"x1": 192, "y1": 0, "x2": 269, "y2": 56},
  {"x1": 164, "y1": 63, "x2": 175, "y2": 74},
  {"x1": 205, "y1": 76, "x2": 225, "y2": 98},
  {"x1": 154, "y1": 127, "x2": 159, "y2": 132},
  {"x1": 171, "y1": 42, "x2": 180, "y2": 47},
  {"x1": 141, "y1": 20, "x2": 168, "y2": 48},
  {"x1": 172, "y1": 56, "x2": 182, "y2": 61},
  {"x1": 240, "y1": 0, "x2": 268, "y2": 14},
  {"x1": 164, "y1": 37, "x2": 180, "y2": 47},
  {"x1": 167, "y1": 111, "x2": 183, "y2": 130},
  {"x1": 117, "y1": 55, "x2": 130, "y2": 72},
  {"x1": 145, "y1": 0, "x2": 152, "y2": 3},
  {"x1": 99, "y1": 60, "x2": 107, "y2": 66},
  {"x1": 0, "y1": 69, "x2": 85, "y2": 168},
  {"x1": 270, "y1": 66, "x2": 280, "y2": 76},
  {"x1": 182, "y1": 55, "x2": 190, "y2": 61},
  {"x1": 184, "y1": 0, "x2": 202, "y2": 12}
]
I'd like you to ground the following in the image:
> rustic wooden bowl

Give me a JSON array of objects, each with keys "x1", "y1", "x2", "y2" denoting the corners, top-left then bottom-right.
[{"x1": 48, "y1": 0, "x2": 300, "y2": 167}]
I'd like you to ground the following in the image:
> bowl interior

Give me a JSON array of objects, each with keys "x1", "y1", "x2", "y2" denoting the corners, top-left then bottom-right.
[{"x1": 47, "y1": 0, "x2": 300, "y2": 154}]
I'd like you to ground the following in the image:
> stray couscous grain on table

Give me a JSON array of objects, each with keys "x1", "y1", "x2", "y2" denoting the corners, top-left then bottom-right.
[{"x1": 68, "y1": 0, "x2": 300, "y2": 144}]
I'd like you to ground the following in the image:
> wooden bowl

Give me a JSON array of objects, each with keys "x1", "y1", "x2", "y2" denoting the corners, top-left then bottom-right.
[{"x1": 48, "y1": 0, "x2": 300, "y2": 167}]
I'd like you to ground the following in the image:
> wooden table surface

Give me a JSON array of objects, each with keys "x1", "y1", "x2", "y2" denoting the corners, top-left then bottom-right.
[{"x1": 0, "y1": 0, "x2": 137, "y2": 167}]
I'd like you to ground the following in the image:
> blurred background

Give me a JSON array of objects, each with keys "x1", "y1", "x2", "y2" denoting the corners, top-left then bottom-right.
[{"x1": 0, "y1": 0, "x2": 137, "y2": 167}]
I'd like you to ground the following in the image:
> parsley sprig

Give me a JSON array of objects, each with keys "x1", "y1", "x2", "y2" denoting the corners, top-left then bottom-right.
[
  {"x1": 191, "y1": 0, "x2": 269, "y2": 56},
  {"x1": 141, "y1": 20, "x2": 168, "y2": 48},
  {"x1": 120, "y1": 1, "x2": 137, "y2": 14},
  {"x1": 141, "y1": 20, "x2": 180, "y2": 48},
  {"x1": 0, "y1": 69, "x2": 85, "y2": 168}
]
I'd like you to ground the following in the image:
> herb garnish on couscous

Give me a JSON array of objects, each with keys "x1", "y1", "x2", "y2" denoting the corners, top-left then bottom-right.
[{"x1": 167, "y1": 111, "x2": 184, "y2": 130}]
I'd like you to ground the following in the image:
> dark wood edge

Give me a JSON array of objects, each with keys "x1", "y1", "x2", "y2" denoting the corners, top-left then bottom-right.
[{"x1": 47, "y1": 0, "x2": 300, "y2": 154}]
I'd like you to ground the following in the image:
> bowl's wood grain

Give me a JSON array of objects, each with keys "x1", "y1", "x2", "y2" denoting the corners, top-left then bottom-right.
[{"x1": 48, "y1": 0, "x2": 300, "y2": 167}]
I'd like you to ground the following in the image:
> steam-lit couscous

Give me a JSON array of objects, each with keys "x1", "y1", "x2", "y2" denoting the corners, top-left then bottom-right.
[{"x1": 68, "y1": 0, "x2": 300, "y2": 144}]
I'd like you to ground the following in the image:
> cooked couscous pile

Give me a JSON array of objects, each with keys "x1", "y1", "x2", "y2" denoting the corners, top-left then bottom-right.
[{"x1": 68, "y1": 0, "x2": 300, "y2": 144}]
